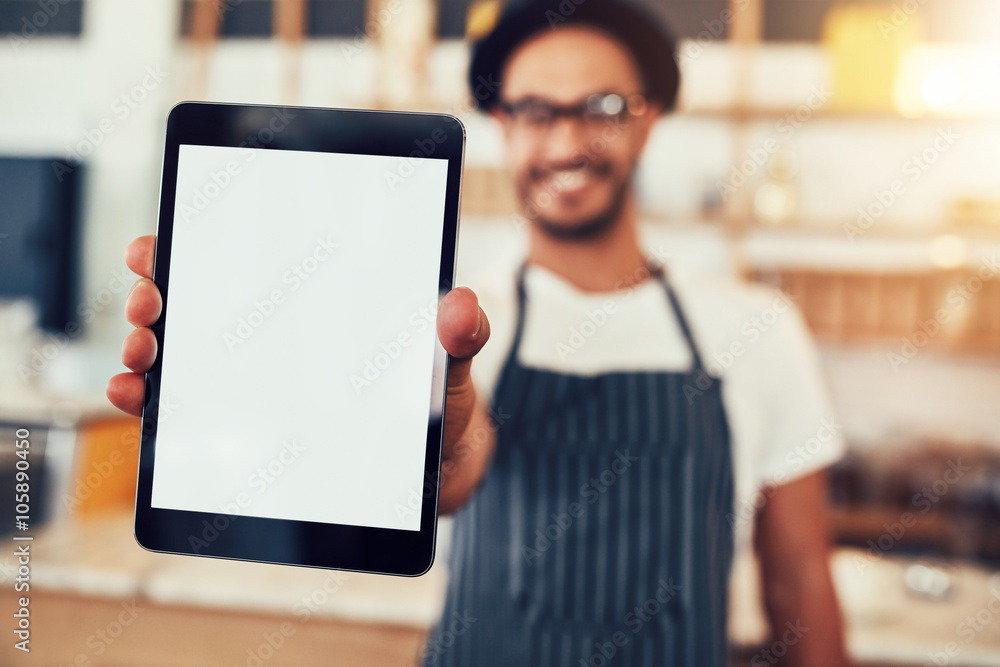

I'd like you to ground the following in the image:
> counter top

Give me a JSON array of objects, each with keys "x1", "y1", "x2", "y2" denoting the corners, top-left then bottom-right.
[
  {"x1": 1, "y1": 512, "x2": 447, "y2": 628},
  {"x1": 3, "y1": 512, "x2": 999, "y2": 664}
]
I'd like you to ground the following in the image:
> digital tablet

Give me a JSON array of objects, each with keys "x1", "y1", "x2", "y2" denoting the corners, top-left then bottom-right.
[{"x1": 134, "y1": 102, "x2": 464, "y2": 576}]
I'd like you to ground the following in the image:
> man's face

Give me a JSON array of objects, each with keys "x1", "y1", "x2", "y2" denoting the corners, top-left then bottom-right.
[{"x1": 495, "y1": 27, "x2": 659, "y2": 240}]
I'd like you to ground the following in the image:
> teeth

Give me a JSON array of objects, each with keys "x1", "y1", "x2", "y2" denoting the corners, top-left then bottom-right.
[{"x1": 551, "y1": 169, "x2": 588, "y2": 190}]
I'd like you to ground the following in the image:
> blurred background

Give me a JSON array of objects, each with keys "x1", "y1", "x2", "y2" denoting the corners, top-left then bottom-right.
[{"x1": 1, "y1": 0, "x2": 1000, "y2": 664}]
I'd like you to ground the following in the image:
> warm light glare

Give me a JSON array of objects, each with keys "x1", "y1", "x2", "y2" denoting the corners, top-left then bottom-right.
[
  {"x1": 754, "y1": 184, "x2": 791, "y2": 226},
  {"x1": 927, "y1": 234, "x2": 968, "y2": 269},
  {"x1": 920, "y1": 66, "x2": 962, "y2": 108}
]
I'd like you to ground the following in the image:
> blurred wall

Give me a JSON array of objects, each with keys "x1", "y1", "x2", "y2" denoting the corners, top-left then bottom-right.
[{"x1": 2, "y1": 0, "x2": 1000, "y2": 448}]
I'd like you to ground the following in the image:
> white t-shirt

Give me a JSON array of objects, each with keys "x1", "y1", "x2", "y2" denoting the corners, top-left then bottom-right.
[{"x1": 465, "y1": 254, "x2": 846, "y2": 554}]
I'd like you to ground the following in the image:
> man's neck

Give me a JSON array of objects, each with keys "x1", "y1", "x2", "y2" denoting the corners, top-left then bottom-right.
[{"x1": 525, "y1": 198, "x2": 650, "y2": 293}]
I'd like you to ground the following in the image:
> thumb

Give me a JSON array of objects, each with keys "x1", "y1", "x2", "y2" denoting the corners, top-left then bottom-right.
[{"x1": 437, "y1": 287, "x2": 489, "y2": 388}]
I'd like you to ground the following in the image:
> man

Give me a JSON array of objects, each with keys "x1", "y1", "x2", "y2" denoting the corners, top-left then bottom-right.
[{"x1": 108, "y1": 0, "x2": 847, "y2": 664}]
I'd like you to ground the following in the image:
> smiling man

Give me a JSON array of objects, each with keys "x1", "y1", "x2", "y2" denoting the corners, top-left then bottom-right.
[
  {"x1": 108, "y1": 0, "x2": 848, "y2": 664},
  {"x1": 422, "y1": 0, "x2": 848, "y2": 665}
]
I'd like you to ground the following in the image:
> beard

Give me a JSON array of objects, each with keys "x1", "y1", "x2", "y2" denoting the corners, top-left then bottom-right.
[{"x1": 520, "y1": 162, "x2": 632, "y2": 243}]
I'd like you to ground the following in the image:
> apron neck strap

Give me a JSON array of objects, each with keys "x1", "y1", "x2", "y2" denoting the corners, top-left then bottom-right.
[
  {"x1": 511, "y1": 260, "x2": 708, "y2": 372},
  {"x1": 650, "y1": 263, "x2": 707, "y2": 372}
]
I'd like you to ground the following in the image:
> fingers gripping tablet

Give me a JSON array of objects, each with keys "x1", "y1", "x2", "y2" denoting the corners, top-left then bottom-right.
[{"x1": 134, "y1": 102, "x2": 463, "y2": 576}]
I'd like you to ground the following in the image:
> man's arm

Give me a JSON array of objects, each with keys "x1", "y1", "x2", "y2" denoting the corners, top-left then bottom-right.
[
  {"x1": 438, "y1": 395, "x2": 496, "y2": 515},
  {"x1": 754, "y1": 469, "x2": 848, "y2": 667}
]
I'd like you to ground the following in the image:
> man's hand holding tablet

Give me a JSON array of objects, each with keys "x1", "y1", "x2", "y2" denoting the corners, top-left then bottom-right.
[{"x1": 106, "y1": 103, "x2": 492, "y2": 576}]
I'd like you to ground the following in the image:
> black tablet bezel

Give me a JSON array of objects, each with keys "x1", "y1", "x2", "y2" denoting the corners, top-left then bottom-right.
[{"x1": 134, "y1": 101, "x2": 464, "y2": 576}]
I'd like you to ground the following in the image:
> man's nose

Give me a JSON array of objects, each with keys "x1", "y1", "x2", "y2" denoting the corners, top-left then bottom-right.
[{"x1": 540, "y1": 116, "x2": 589, "y2": 164}]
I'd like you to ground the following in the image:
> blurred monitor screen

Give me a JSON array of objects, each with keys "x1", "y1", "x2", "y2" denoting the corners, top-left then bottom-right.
[{"x1": 0, "y1": 157, "x2": 82, "y2": 332}]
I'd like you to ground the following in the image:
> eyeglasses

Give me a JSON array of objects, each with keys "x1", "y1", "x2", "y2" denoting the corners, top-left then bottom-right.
[{"x1": 498, "y1": 93, "x2": 649, "y2": 132}]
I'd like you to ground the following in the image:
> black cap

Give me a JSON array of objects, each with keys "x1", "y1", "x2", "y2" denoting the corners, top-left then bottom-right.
[{"x1": 468, "y1": 0, "x2": 680, "y2": 113}]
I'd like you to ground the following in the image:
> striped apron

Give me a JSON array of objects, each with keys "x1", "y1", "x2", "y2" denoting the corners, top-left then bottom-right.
[{"x1": 425, "y1": 264, "x2": 734, "y2": 667}]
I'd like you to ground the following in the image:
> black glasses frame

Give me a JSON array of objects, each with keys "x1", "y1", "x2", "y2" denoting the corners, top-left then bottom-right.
[{"x1": 498, "y1": 93, "x2": 649, "y2": 128}]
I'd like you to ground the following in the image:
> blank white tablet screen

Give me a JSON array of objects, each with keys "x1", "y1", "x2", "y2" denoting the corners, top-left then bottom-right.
[{"x1": 150, "y1": 144, "x2": 449, "y2": 531}]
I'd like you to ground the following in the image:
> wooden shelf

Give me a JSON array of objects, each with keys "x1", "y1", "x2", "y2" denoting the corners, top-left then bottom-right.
[
  {"x1": 751, "y1": 267, "x2": 1000, "y2": 354},
  {"x1": 673, "y1": 107, "x2": 1000, "y2": 123}
]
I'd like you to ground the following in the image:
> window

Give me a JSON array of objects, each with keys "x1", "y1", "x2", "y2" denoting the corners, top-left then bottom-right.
[
  {"x1": 308, "y1": 0, "x2": 366, "y2": 37},
  {"x1": 653, "y1": 0, "x2": 731, "y2": 41},
  {"x1": 440, "y1": 0, "x2": 736, "y2": 42},
  {"x1": 180, "y1": 0, "x2": 271, "y2": 38},
  {"x1": 437, "y1": 0, "x2": 471, "y2": 38},
  {"x1": 764, "y1": 0, "x2": 997, "y2": 43},
  {"x1": 176, "y1": 0, "x2": 736, "y2": 42},
  {"x1": 0, "y1": 0, "x2": 84, "y2": 37},
  {"x1": 180, "y1": 0, "x2": 369, "y2": 38}
]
